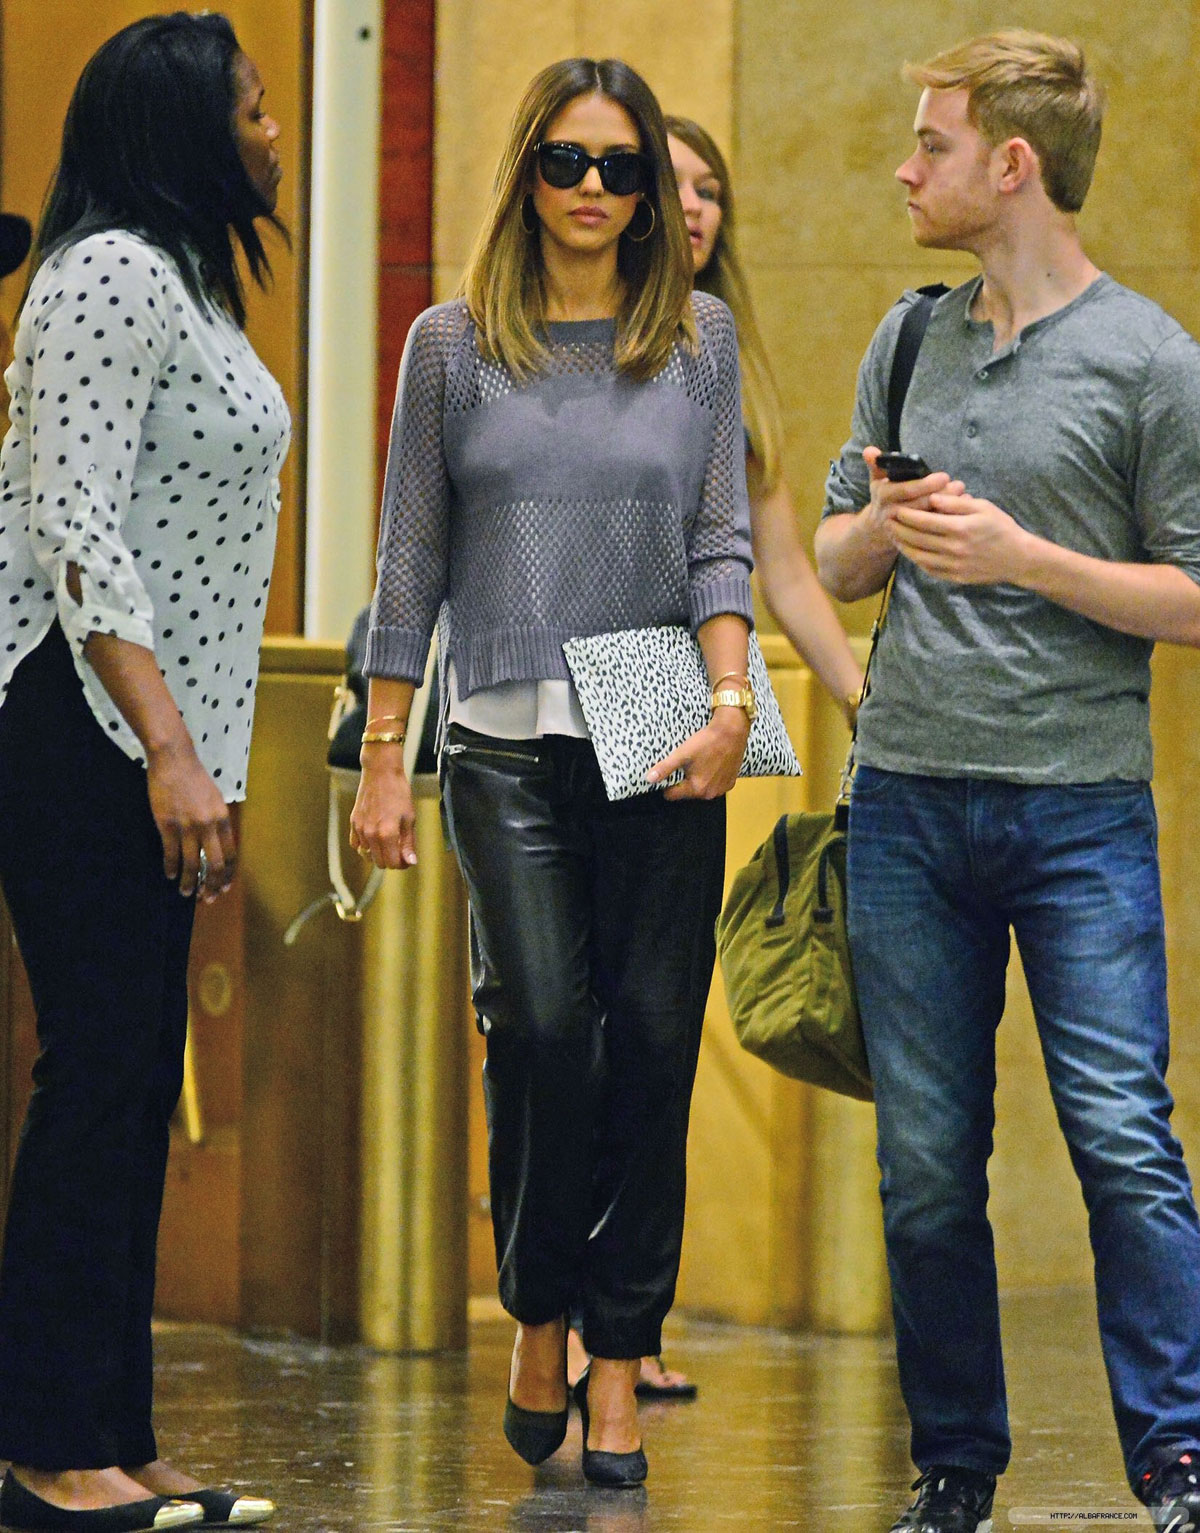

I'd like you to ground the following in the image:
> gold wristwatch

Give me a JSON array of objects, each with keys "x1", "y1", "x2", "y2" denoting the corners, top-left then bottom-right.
[{"x1": 711, "y1": 682, "x2": 757, "y2": 723}]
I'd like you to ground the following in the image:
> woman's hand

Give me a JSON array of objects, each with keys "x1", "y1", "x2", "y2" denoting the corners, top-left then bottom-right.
[
  {"x1": 146, "y1": 737, "x2": 235, "y2": 901},
  {"x1": 74, "y1": 627, "x2": 234, "y2": 901},
  {"x1": 350, "y1": 746, "x2": 418, "y2": 868},
  {"x1": 647, "y1": 708, "x2": 750, "y2": 801}
]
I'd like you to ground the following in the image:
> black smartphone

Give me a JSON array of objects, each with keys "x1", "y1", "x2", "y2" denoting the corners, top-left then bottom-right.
[{"x1": 876, "y1": 451, "x2": 931, "y2": 482}]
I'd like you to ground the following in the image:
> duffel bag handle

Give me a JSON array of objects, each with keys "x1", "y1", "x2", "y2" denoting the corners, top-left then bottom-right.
[
  {"x1": 767, "y1": 813, "x2": 842, "y2": 930},
  {"x1": 767, "y1": 814, "x2": 791, "y2": 929}
]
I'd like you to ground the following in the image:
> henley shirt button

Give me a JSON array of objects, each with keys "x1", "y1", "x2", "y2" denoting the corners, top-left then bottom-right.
[
  {"x1": 966, "y1": 423, "x2": 979, "y2": 438},
  {"x1": 977, "y1": 369, "x2": 988, "y2": 380}
]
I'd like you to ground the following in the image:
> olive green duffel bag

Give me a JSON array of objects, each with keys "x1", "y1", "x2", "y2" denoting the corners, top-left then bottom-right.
[
  {"x1": 715, "y1": 281, "x2": 947, "y2": 1101},
  {"x1": 715, "y1": 801, "x2": 872, "y2": 1101}
]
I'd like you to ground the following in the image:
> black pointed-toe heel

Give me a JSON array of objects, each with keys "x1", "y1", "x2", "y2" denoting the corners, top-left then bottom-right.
[
  {"x1": 503, "y1": 1396, "x2": 569, "y2": 1465},
  {"x1": 503, "y1": 1317, "x2": 570, "y2": 1465},
  {"x1": 573, "y1": 1367, "x2": 648, "y2": 1488},
  {"x1": 0, "y1": 1471, "x2": 203, "y2": 1532}
]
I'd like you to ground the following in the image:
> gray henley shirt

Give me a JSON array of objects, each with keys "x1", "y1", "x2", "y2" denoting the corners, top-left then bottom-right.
[{"x1": 822, "y1": 274, "x2": 1200, "y2": 783}]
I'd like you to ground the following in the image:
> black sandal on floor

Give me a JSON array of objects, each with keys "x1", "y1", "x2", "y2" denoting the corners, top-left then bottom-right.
[{"x1": 634, "y1": 1355, "x2": 698, "y2": 1401}]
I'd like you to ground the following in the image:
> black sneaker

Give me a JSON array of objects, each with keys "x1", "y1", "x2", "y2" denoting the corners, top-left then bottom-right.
[
  {"x1": 1141, "y1": 1450, "x2": 1200, "y2": 1533},
  {"x1": 889, "y1": 1466, "x2": 996, "y2": 1533}
]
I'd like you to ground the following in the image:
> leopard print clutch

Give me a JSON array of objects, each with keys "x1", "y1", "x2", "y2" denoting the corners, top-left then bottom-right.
[{"x1": 563, "y1": 626, "x2": 801, "y2": 802}]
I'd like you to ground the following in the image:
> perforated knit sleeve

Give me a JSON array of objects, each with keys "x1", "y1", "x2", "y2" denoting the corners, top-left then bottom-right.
[
  {"x1": 686, "y1": 292, "x2": 754, "y2": 631},
  {"x1": 363, "y1": 302, "x2": 465, "y2": 682}
]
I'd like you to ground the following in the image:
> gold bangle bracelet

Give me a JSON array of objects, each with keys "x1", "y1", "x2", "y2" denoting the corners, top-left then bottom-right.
[
  {"x1": 365, "y1": 714, "x2": 407, "y2": 729},
  {"x1": 712, "y1": 670, "x2": 750, "y2": 689},
  {"x1": 361, "y1": 731, "x2": 407, "y2": 745}
]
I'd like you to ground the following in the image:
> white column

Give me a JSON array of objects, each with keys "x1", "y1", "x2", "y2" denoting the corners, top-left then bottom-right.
[{"x1": 305, "y1": 0, "x2": 383, "y2": 641}]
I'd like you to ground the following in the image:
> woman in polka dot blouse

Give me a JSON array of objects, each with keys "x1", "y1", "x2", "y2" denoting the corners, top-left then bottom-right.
[{"x1": 0, "y1": 15, "x2": 287, "y2": 1531}]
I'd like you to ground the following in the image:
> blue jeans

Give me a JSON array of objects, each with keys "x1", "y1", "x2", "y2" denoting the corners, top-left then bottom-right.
[{"x1": 847, "y1": 766, "x2": 1200, "y2": 1487}]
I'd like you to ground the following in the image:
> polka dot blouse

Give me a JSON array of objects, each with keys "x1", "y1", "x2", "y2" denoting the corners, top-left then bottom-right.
[{"x1": 0, "y1": 231, "x2": 290, "y2": 800}]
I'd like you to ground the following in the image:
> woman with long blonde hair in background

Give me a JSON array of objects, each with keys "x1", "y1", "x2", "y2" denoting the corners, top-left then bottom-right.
[{"x1": 667, "y1": 115, "x2": 863, "y2": 720}]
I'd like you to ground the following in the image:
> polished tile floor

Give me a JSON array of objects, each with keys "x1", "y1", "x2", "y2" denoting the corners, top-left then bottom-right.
[{"x1": 147, "y1": 1287, "x2": 1146, "y2": 1532}]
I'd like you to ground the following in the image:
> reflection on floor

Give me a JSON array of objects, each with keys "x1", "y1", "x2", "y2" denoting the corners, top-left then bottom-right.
[{"x1": 149, "y1": 1287, "x2": 1141, "y2": 1532}]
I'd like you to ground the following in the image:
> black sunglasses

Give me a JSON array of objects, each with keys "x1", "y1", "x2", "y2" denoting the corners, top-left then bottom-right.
[{"x1": 535, "y1": 141, "x2": 651, "y2": 197}]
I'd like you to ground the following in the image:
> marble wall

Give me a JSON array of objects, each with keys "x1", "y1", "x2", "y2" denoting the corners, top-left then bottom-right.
[{"x1": 377, "y1": 2, "x2": 436, "y2": 491}]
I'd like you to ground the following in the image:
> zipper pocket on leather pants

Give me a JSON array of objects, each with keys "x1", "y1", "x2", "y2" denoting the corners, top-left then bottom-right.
[{"x1": 443, "y1": 742, "x2": 540, "y2": 763}]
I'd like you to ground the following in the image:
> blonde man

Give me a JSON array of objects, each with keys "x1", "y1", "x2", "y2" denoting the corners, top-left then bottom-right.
[{"x1": 816, "y1": 31, "x2": 1200, "y2": 1533}]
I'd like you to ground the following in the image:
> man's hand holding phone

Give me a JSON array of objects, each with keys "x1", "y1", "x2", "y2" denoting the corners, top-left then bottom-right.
[
  {"x1": 862, "y1": 445, "x2": 965, "y2": 534},
  {"x1": 865, "y1": 446, "x2": 1029, "y2": 586}
]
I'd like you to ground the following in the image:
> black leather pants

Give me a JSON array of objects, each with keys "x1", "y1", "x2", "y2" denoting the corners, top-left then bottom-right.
[{"x1": 442, "y1": 725, "x2": 725, "y2": 1360}]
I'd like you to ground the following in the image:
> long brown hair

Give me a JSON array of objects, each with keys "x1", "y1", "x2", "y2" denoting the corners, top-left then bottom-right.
[
  {"x1": 462, "y1": 58, "x2": 695, "y2": 381},
  {"x1": 664, "y1": 115, "x2": 783, "y2": 490}
]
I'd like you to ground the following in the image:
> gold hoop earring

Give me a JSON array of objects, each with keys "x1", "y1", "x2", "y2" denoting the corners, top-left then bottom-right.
[
  {"x1": 626, "y1": 200, "x2": 656, "y2": 243},
  {"x1": 521, "y1": 194, "x2": 538, "y2": 235}
]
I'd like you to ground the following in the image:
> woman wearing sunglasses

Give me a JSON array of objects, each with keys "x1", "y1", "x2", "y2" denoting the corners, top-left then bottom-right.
[{"x1": 351, "y1": 58, "x2": 754, "y2": 1487}]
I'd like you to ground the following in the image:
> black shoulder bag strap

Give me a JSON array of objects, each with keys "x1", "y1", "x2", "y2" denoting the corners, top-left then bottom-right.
[
  {"x1": 887, "y1": 282, "x2": 949, "y2": 452},
  {"x1": 836, "y1": 282, "x2": 949, "y2": 816}
]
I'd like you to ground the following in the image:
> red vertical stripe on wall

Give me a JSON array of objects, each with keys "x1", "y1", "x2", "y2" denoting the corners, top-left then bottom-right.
[{"x1": 376, "y1": 0, "x2": 435, "y2": 504}]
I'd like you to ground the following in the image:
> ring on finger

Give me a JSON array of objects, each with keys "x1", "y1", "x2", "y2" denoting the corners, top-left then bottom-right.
[{"x1": 197, "y1": 848, "x2": 209, "y2": 886}]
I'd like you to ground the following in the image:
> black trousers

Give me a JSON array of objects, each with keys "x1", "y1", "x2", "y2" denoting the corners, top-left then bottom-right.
[
  {"x1": 442, "y1": 725, "x2": 725, "y2": 1360},
  {"x1": 0, "y1": 624, "x2": 195, "y2": 1468}
]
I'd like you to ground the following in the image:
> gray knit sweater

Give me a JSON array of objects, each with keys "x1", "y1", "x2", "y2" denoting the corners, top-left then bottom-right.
[{"x1": 364, "y1": 291, "x2": 754, "y2": 697}]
